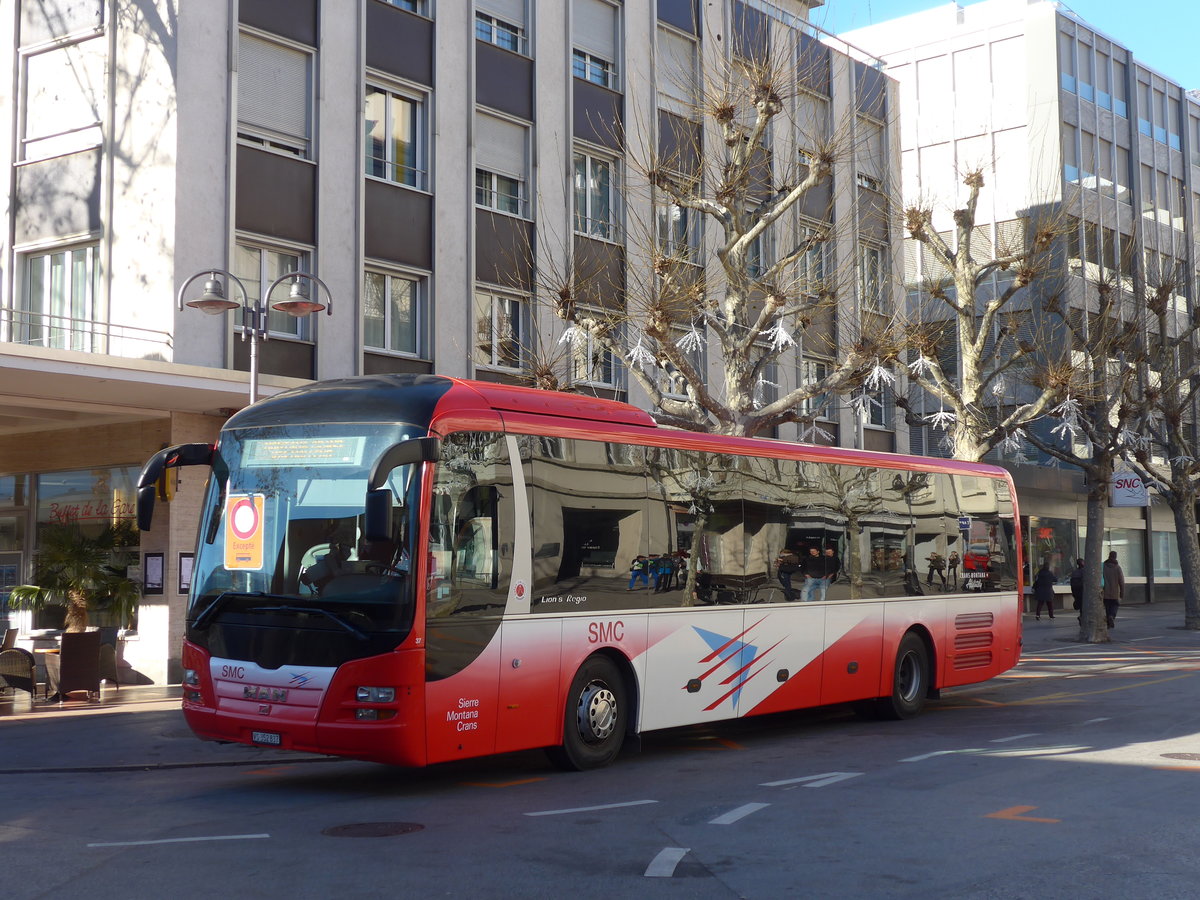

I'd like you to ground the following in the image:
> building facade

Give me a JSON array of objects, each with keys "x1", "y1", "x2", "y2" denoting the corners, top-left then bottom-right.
[
  {"x1": 846, "y1": 0, "x2": 1200, "y2": 601},
  {"x1": 0, "y1": 0, "x2": 900, "y2": 682}
]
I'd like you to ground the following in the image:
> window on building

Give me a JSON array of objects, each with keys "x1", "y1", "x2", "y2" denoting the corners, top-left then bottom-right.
[
  {"x1": 1097, "y1": 137, "x2": 1113, "y2": 197},
  {"x1": 238, "y1": 32, "x2": 312, "y2": 158},
  {"x1": 1077, "y1": 41, "x2": 1094, "y2": 102},
  {"x1": 657, "y1": 26, "x2": 697, "y2": 112},
  {"x1": 1137, "y1": 81, "x2": 1152, "y2": 136},
  {"x1": 475, "y1": 111, "x2": 528, "y2": 216},
  {"x1": 799, "y1": 359, "x2": 832, "y2": 419},
  {"x1": 476, "y1": 2, "x2": 527, "y2": 54},
  {"x1": 1140, "y1": 163, "x2": 1154, "y2": 218},
  {"x1": 1115, "y1": 145, "x2": 1131, "y2": 204},
  {"x1": 365, "y1": 84, "x2": 426, "y2": 189},
  {"x1": 570, "y1": 315, "x2": 621, "y2": 388},
  {"x1": 364, "y1": 269, "x2": 424, "y2": 356},
  {"x1": 573, "y1": 0, "x2": 619, "y2": 89},
  {"x1": 796, "y1": 90, "x2": 829, "y2": 155},
  {"x1": 859, "y1": 243, "x2": 888, "y2": 313},
  {"x1": 233, "y1": 243, "x2": 312, "y2": 339},
  {"x1": 1112, "y1": 59, "x2": 1127, "y2": 117},
  {"x1": 1062, "y1": 123, "x2": 1079, "y2": 184},
  {"x1": 656, "y1": 195, "x2": 701, "y2": 260},
  {"x1": 797, "y1": 224, "x2": 826, "y2": 295},
  {"x1": 1095, "y1": 49, "x2": 1111, "y2": 110},
  {"x1": 21, "y1": 37, "x2": 105, "y2": 161},
  {"x1": 1168, "y1": 96, "x2": 1183, "y2": 151},
  {"x1": 1080, "y1": 130, "x2": 1096, "y2": 186},
  {"x1": 383, "y1": 0, "x2": 425, "y2": 12},
  {"x1": 661, "y1": 325, "x2": 705, "y2": 398},
  {"x1": 574, "y1": 150, "x2": 619, "y2": 240},
  {"x1": 1058, "y1": 31, "x2": 1076, "y2": 92},
  {"x1": 17, "y1": 244, "x2": 102, "y2": 351},
  {"x1": 1153, "y1": 88, "x2": 1167, "y2": 144},
  {"x1": 474, "y1": 289, "x2": 528, "y2": 370}
]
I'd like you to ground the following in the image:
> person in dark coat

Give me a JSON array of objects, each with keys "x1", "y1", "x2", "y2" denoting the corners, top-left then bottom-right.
[
  {"x1": 775, "y1": 546, "x2": 801, "y2": 602},
  {"x1": 1069, "y1": 557, "x2": 1085, "y2": 617},
  {"x1": 1032, "y1": 561, "x2": 1057, "y2": 620},
  {"x1": 1102, "y1": 551, "x2": 1124, "y2": 628}
]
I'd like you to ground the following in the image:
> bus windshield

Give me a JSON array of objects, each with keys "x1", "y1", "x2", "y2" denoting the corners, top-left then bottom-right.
[{"x1": 186, "y1": 422, "x2": 423, "y2": 667}]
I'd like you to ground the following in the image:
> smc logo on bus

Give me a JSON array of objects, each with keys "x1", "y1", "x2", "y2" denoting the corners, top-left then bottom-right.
[{"x1": 589, "y1": 621, "x2": 624, "y2": 643}]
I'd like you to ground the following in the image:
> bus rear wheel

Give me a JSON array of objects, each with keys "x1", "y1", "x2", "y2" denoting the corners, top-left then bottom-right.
[
  {"x1": 876, "y1": 632, "x2": 929, "y2": 720},
  {"x1": 547, "y1": 656, "x2": 627, "y2": 771}
]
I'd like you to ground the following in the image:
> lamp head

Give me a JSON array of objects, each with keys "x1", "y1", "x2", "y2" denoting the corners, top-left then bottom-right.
[
  {"x1": 185, "y1": 278, "x2": 239, "y2": 315},
  {"x1": 271, "y1": 278, "x2": 325, "y2": 317}
]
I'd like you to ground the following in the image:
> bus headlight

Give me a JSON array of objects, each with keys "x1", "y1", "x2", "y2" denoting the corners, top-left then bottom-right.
[{"x1": 356, "y1": 686, "x2": 395, "y2": 703}]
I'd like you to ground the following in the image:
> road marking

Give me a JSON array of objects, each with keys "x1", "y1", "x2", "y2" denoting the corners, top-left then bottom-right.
[
  {"x1": 709, "y1": 802, "x2": 769, "y2": 825},
  {"x1": 645, "y1": 847, "x2": 690, "y2": 877},
  {"x1": 900, "y1": 750, "x2": 977, "y2": 762},
  {"x1": 1080, "y1": 717, "x2": 1111, "y2": 725},
  {"x1": 525, "y1": 799, "x2": 657, "y2": 817},
  {"x1": 985, "y1": 806, "x2": 1060, "y2": 823},
  {"x1": 990, "y1": 733, "x2": 1039, "y2": 743},
  {"x1": 89, "y1": 834, "x2": 270, "y2": 848},
  {"x1": 760, "y1": 772, "x2": 862, "y2": 788},
  {"x1": 461, "y1": 777, "x2": 546, "y2": 788}
]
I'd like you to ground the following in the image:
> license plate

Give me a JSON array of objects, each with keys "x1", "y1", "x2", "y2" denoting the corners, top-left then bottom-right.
[{"x1": 251, "y1": 731, "x2": 282, "y2": 746}]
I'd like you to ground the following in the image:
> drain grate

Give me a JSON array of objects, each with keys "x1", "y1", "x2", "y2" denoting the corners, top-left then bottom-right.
[
  {"x1": 322, "y1": 822, "x2": 425, "y2": 837},
  {"x1": 1161, "y1": 753, "x2": 1200, "y2": 761}
]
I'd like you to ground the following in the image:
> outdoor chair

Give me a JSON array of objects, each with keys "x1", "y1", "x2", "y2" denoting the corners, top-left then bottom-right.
[
  {"x1": 1, "y1": 627, "x2": 17, "y2": 651},
  {"x1": 0, "y1": 647, "x2": 37, "y2": 700},
  {"x1": 55, "y1": 630, "x2": 101, "y2": 700}
]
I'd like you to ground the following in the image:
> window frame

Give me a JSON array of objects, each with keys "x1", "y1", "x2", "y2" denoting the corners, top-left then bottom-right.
[
  {"x1": 363, "y1": 266, "x2": 427, "y2": 358},
  {"x1": 19, "y1": 34, "x2": 106, "y2": 162},
  {"x1": 232, "y1": 240, "x2": 314, "y2": 341},
  {"x1": 799, "y1": 359, "x2": 833, "y2": 420},
  {"x1": 476, "y1": 11, "x2": 527, "y2": 55},
  {"x1": 16, "y1": 242, "x2": 103, "y2": 351},
  {"x1": 473, "y1": 287, "x2": 530, "y2": 372},
  {"x1": 573, "y1": 148, "x2": 621, "y2": 241},
  {"x1": 859, "y1": 242, "x2": 889, "y2": 314},
  {"x1": 365, "y1": 80, "x2": 428, "y2": 191},
  {"x1": 236, "y1": 29, "x2": 314, "y2": 160},
  {"x1": 569, "y1": 312, "x2": 623, "y2": 389}
]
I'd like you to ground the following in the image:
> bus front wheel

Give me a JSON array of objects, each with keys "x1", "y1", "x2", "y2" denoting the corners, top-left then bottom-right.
[
  {"x1": 547, "y1": 656, "x2": 627, "y2": 771},
  {"x1": 876, "y1": 632, "x2": 929, "y2": 720}
]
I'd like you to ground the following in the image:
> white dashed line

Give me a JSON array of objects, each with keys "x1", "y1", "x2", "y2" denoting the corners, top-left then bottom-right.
[
  {"x1": 709, "y1": 802, "x2": 770, "y2": 825},
  {"x1": 88, "y1": 834, "x2": 270, "y2": 848},
  {"x1": 900, "y1": 750, "x2": 960, "y2": 762},
  {"x1": 991, "y1": 733, "x2": 1040, "y2": 743},
  {"x1": 1080, "y1": 717, "x2": 1111, "y2": 725},
  {"x1": 524, "y1": 799, "x2": 658, "y2": 817},
  {"x1": 645, "y1": 847, "x2": 690, "y2": 877},
  {"x1": 761, "y1": 772, "x2": 863, "y2": 788}
]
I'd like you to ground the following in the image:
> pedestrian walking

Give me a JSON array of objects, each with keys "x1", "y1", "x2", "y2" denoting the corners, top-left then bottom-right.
[
  {"x1": 1102, "y1": 551, "x2": 1124, "y2": 628},
  {"x1": 925, "y1": 551, "x2": 946, "y2": 588},
  {"x1": 813, "y1": 547, "x2": 841, "y2": 602},
  {"x1": 775, "y1": 545, "x2": 801, "y2": 602},
  {"x1": 1069, "y1": 557, "x2": 1085, "y2": 621},
  {"x1": 1032, "y1": 560, "x2": 1056, "y2": 620},
  {"x1": 946, "y1": 550, "x2": 960, "y2": 588},
  {"x1": 628, "y1": 555, "x2": 649, "y2": 590},
  {"x1": 802, "y1": 546, "x2": 824, "y2": 601}
]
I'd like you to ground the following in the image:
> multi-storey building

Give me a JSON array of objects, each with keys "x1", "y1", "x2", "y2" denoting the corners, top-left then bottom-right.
[
  {"x1": 0, "y1": 0, "x2": 899, "y2": 683},
  {"x1": 846, "y1": 0, "x2": 1200, "y2": 601}
]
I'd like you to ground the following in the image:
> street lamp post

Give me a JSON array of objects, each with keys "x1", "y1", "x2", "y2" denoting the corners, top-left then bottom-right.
[{"x1": 177, "y1": 268, "x2": 334, "y2": 403}]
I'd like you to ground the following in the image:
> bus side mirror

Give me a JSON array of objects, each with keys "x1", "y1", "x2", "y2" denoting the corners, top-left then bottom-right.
[
  {"x1": 137, "y1": 442, "x2": 214, "y2": 531},
  {"x1": 364, "y1": 489, "x2": 393, "y2": 543},
  {"x1": 363, "y1": 437, "x2": 441, "y2": 542}
]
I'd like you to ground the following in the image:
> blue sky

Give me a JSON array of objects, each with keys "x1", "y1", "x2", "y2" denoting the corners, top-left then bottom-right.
[{"x1": 813, "y1": 0, "x2": 1200, "y2": 91}]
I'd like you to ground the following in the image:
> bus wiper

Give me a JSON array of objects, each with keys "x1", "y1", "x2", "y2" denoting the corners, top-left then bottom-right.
[
  {"x1": 192, "y1": 591, "x2": 297, "y2": 630},
  {"x1": 247, "y1": 605, "x2": 369, "y2": 641}
]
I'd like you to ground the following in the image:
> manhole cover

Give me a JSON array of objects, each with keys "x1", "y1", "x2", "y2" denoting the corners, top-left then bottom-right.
[
  {"x1": 322, "y1": 822, "x2": 424, "y2": 837},
  {"x1": 1161, "y1": 753, "x2": 1200, "y2": 761}
]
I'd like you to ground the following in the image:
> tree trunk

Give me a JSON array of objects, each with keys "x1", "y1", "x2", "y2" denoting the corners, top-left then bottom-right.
[
  {"x1": 1172, "y1": 499, "x2": 1200, "y2": 629},
  {"x1": 64, "y1": 590, "x2": 90, "y2": 633},
  {"x1": 1079, "y1": 462, "x2": 1111, "y2": 643}
]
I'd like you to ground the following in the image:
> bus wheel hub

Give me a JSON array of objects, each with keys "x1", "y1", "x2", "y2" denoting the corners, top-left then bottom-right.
[{"x1": 577, "y1": 682, "x2": 617, "y2": 742}]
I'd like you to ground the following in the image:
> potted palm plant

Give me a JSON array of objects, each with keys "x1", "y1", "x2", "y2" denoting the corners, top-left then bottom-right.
[{"x1": 9, "y1": 521, "x2": 141, "y2": 633}]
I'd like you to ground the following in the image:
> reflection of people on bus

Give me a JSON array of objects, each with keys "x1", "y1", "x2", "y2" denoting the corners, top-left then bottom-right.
[
  {"x1": 802, "y1": 547, "x2": 823, "y2": 602},
  {"x1": 813, "y1": 547, "x2": 841, "y2": 602},
  {"x1": 925, "y1": 551, "x2": 946, "y2": 588},
  {"x1": 774, "y1": 545, "x2": 801, "y2": 601},
  {"x1": 946, "y1": 550, "x2": 960, "y2": 588},
  {"x1": 628, "y1": 555, "x2": 649, "y2": 590}
]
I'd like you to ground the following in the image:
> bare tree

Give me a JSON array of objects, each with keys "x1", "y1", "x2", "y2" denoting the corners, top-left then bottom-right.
[
  {"x1": 901, "y1": 171, "x2": 1065, "y2": 461},
  {"x1": 1119, "y1": 263, "x2": 1200, "y2": 629},
  {"x1": 532, "y1": 42, "x2": 905, "y2": 437},
  {"x1": 1019, "y1": 274, "x2": 1142, "y2": 643}
]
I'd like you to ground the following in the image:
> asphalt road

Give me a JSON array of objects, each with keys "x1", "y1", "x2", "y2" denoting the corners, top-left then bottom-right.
[{"x1": 4, "y1": 602, "x2": 1200, "y2": 899}]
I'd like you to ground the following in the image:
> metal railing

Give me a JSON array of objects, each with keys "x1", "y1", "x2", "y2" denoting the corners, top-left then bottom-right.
[{"x1": 0, "y1": 308, "x2": 173, "y2": 361}]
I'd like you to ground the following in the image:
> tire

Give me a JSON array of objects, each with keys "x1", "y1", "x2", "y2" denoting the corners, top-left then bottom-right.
[
  {"x1": 547, "y1": 656, "x2": 628, "y2": 771},
  {"x1": 876, "y1": 632, "x2": 930, "y2": 720}
]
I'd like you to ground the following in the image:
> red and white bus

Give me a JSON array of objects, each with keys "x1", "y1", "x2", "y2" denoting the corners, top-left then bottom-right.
[{"x1": 138, "y1": 375, "x2": 1023, "y2": 770}]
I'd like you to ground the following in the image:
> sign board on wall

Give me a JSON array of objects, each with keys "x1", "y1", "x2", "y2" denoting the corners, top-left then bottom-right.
[{"x1": 1111, "y1": 469, "x2": 1149, "y2": 507}]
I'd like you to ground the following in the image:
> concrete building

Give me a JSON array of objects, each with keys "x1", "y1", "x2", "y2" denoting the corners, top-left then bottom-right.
[
  {"x1": 0, "y1": 0, "x2": 899, "y2": 682},
  {"x1": 845, "y1": 0, "x2": 1200, "y2": 601}
]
